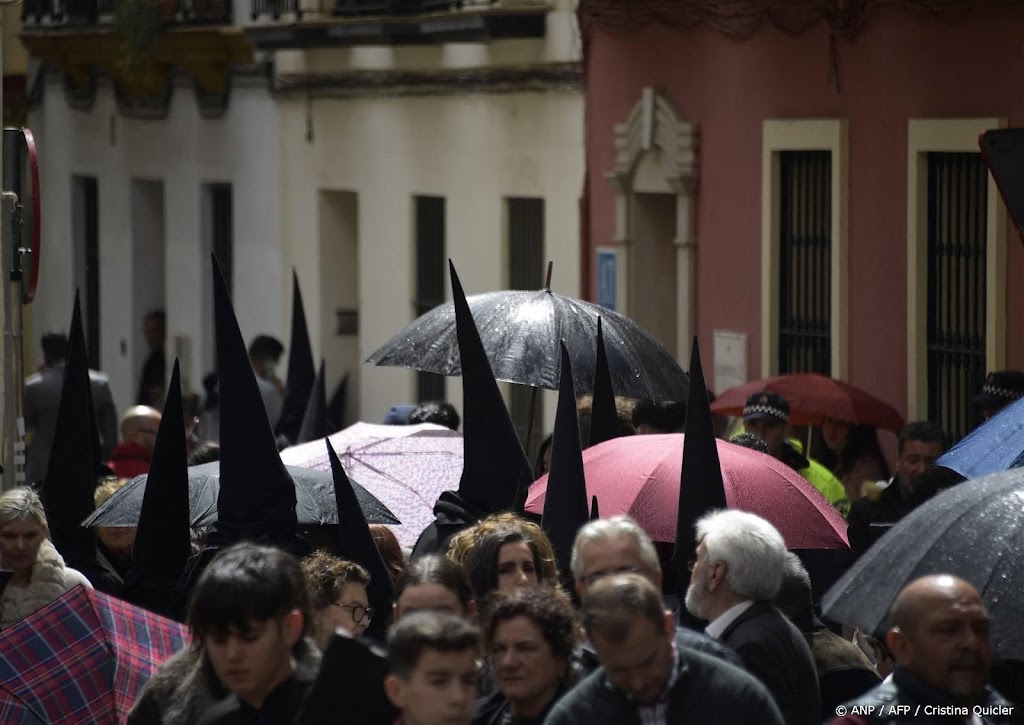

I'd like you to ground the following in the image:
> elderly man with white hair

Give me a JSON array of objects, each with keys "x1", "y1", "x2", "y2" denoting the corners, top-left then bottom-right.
[{"x1": 684, "y1": 509, "x2": 821, "y2": 725}]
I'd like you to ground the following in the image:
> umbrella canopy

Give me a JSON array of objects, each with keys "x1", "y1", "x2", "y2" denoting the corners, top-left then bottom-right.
[
  {"x1": 710, "y1": 373, "x2": 905, "y2": 433},
  {"x1": 525, "y1": 433, "x2": 848, "y2": 551},
  {"x1": 0, "y1": 585, "x2": 188, "y2": 724},
  {"x1": 82, "y1": 461, "x2": 399, "y2": 530},
  {"x1": 821, "y1": 467, "x2": 1024, "y2": 658},
  {"x1": 934, "y1": 393, "x2": 1024, "y2": 479},
  {"x1": 281, "y1": 422, "x2": 461, "y2": 548},
  {"x1": 367, "y1": 287, "x2": 688, "y2": 403}
]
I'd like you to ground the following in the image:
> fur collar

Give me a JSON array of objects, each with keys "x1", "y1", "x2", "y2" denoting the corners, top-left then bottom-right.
[{"x1": 0, "y1": 539, "x2": 68, "y2": 627}]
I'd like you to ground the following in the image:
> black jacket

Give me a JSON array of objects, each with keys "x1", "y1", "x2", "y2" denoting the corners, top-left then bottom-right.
[
  {"x1": 544, "y1": 644, "x2": 783, "y2": 725},
  {"x1": 410, "y1": 491, "x2": 484, "y2": 560},
  {"x1": 718, "y1": 600, "x2": 821, "y2": 725},
  {"x1": 846, "y1": 479, "x2": 914, "y2": 557},
  {"x1": 828, "y1": 666, "x2": 1015, "y2": 724},
  {"x1": 197, "y1": 660, "x2": 318, "y2": 725}
]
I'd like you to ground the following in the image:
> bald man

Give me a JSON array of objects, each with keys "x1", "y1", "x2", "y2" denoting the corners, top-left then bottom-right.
[
  {"x1": 108, "y1": 405, "x2": 162, "y2": 478},
  {"x1": 829, "y1": 575, "x2": 1013, "y2": 723}
]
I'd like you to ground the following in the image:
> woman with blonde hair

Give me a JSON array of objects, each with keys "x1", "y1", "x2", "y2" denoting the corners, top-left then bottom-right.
[{"x1": 0, "y1": 487, "x2": 91, "y2": 629}]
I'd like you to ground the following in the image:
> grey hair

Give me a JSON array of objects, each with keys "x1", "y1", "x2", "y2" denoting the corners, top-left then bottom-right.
[
  {"x1": 570, "y1": 515, "x2": 660, "y2": 580},
  {"x1": 695, "y1": 510, "x2": 785, "y2": 601},
  {"x1": 0, "y1": 487, "x2": 48, "y2": 529}
]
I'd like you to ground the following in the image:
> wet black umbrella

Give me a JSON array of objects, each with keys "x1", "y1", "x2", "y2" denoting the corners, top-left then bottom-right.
[
  {"x1": 821, "y1": 467, "x2": 1024, "y2": 658},
  {"x1": 366, "y1": 285, "x2": 688, "y2": 403},
  {"x1": 82, "y1": 461, "x2": 400, "y2": 529}
]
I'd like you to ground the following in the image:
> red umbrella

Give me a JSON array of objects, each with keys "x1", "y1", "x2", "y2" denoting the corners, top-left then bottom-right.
[
  {"x1": 0, "y1": 585, "x2": 189, "y2": 723},
  {"x1": 709, "y1": 373, "x2": 905, "y2": 433},
  {"x1": 525, "y1": 433, "x2": 848, "y2": 550}
]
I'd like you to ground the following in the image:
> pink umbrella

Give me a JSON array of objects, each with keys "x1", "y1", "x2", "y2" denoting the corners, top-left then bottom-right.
[
  {"x1": 526, "y1": 433, "x2": 848, "y2": 550},
  {"x1": 281, "y1": 422, "x2": 462, "y2": 548}
]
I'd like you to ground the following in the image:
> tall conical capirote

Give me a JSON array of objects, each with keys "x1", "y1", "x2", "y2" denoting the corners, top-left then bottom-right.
[
  {"x1": 297, "y1": 360, "x2": 329, "y2": 444},
  {"x1": 276, "y1": 270, "x2": 316, "y2": 444},
  {"x1": 124, "y1": 359, "x2": 192, "y2": 617},
  {"x1": 209, "y1": 253, "x2": 298, "y2": 547},
  {"x1": 326, "y1": 439, "x2": 395, "y2": 641},
  {"x1": 450, "y1": 261, "x2": 533, "y2": 514},
  {"x1": 39, "y1": 292, "x2": 105, "y2": 582},
  {"x1": 542, "y1": 342, "x2": 590, "y2": 583},
  {"x1": 588, "y1": 317, "x2": 619, "y2": 447},
  {"x1": 672, "y1": 337, "x2": 727, "y2": 596},
  {"x1": 590, "y1": 495, "x2": 600, "y2": 521}
]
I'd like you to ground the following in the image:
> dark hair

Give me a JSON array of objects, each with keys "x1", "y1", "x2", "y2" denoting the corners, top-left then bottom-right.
[
  {"x1": 408, "y1": 402, "x2": 460, "y2": 431},
  {"x1": 395, "y1": 554, "x2": 474, "y2": 613},
  {"x1": 188, "y1": 441, "x2": 221, "y2": 466},
  {"x1": 144, "y1": 309, "x2": 166, "y2": 325},
  {"x1": 631, "y1": 400, "x2": 687, "y2": 433},
  {"x1": 581, "y1": 573, "x2": 666, "y2": 644},
  {"x1": 188, "y1": 543, "x2": 310, "y2": 647},
  {"x1": 898, "y1": 421, "x2": 947, "y2": 455},
  {"x1": 248, "y1": 335, "x2": 285, "y2": 363},
  {"x1": 534, "y1": 433, "x2": 554, "y2": 480},
  {"x1": 485, "y1": 587, "x2": 579, "y2": 663},
  {"x1": 826, "y1": 424, "x2": 891, "y2": 481},
  {"x1": 463, "y1": 530, "x2": 545, "y2": 601},
  {"x1": 41, "y1": 332, "x2": 68, "y2": 364},
  {"x1": 369, "y1": 524, "x2": 406, "y2": 584},
  {"x1": 729, "y1": 433, "x2": 769, "y2": 454},
  {"x1": 575, "y1": 395, "x2": 636, "y2": 446},
  {"x1": 387, "y1": 611, "x2": 480, "y2": 679},
  {"x1": 301, "y1": 549, "x2": 371, "y2": 612},
  {"x1": 773, "y1": 552, "x2": 813, "y2": 624}
]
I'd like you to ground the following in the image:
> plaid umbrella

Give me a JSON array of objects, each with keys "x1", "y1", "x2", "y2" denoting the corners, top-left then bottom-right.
[{"x1": 0, "y1": 585, "x2": 189, "y2": 723}]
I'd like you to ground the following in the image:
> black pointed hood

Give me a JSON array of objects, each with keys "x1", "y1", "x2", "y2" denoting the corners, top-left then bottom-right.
[
  {"x1": 326, "y1": 440, "x2": 394, "y2": 642},
  {"x1": 590, "y1": 495, "x2": 600, "y2": 521},
  {"x1": 672, "y1": 337, "x2": 727, "y2": 584},
  {"x1": 588, "y1": 317, "x2": 619, "y2": 447},
  {"x1": 451, "y1": 261, "x2": 532, "y2": 514},
  {"x1": 297, "y1": 360, "x2": 329, "y2": 444},
  {"x1": 209, "y1": 254, "x2": 297, "y2": 547},
  {"x1": 276, "y1": 270, "x2": 316, "y2": 443},
  {"x1": 542, "y1": 342, "x2": 590, "y2": 583},
  {"x1": 39, "y1": 292, "x2": 102, "y2": 572},
  {"x1": 124, "y1": 360, "x2": 192, "y2": 616}
]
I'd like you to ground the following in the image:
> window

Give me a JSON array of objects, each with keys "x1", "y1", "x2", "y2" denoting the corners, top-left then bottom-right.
[
  {"x1": 507, "y1": 198, "x2": 545, "y2": 453},
  {"x1": 926, "y1": 153, "x2": 987, "y2": 441},
  {"x1": 778, "y1": 151, "x2": 832, "y2": 375},
  {"x1": 415, "y1": 196, "x2": 446, "y2": 403},
  {"x1": 72, "y1": 175, "x2": 101, "y2": 369}
]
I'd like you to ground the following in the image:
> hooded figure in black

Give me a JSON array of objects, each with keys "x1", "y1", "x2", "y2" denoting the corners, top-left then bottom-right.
[
  {"x1": 123, "y1": 360, "x2": 193, "y2": 619},
  {"x1": 410, "y1": 262, "x2": 533, "y2": 560},
  {"x1": 297, "y1": 361, "x2": 329, "y2": 444},
  {"x1": 542, "y1": 342, "x2": 590, "y2": 588},
  {"x1": 170, "y1": 256, "x2": 304, "y2": 617},
  {"x1": 39, "y1": 293, "x2": 121, "y2": 596},
  {"x1": 587, "y1": 317, "x2": 620, "y2": 448},
  {"x1": 276, "y1": 270, "x2": 317, "y2": 445}
]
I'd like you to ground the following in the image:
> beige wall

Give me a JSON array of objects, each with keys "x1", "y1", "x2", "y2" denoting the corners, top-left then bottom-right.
[{"x1": 2, "y1": 6, "x2": 28, "y2": 76}]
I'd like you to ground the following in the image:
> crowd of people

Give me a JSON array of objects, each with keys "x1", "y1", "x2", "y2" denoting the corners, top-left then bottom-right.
[{"x1": 2, "y1": 263, "x2": 1022, "y2": 725}]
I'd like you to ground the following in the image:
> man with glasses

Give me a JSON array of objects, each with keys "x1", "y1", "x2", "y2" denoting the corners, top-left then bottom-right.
[
  {"x1": 546, "y1": 574, "x2": 783, "y2": 725},
  {"x1": 570, "y1": 516, "x2": 740, "y2": 670},
  {"x1": 108, "y1": 405, "x2": 162, "y2": 478}
]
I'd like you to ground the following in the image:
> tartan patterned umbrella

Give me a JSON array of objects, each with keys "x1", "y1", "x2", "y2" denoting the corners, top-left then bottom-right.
[{"x1": 0, "y1": 585, "x2": 189, "y2": 723}]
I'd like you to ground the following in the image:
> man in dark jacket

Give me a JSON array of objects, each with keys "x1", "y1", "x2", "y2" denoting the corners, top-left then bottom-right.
[
  {"x1": 829, "y1": 575, "x2": 1013, "y2": 724},
  {"x1": 684, "y1": 509, "x2": 821, "y2": 725},
  {"x1": 846, "y1": 421, "x2": 946, "y2": 558},
  {"x1": 546, "y1": 574, "x2": 782, "y2": 725}
]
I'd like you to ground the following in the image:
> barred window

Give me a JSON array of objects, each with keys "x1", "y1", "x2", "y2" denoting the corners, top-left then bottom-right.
[
  {"x1": 415, "y1": 196, "x2": 446, "y2": 403},
  {"x1": 926, "y1": 152, "x2": 987, "y2": 442},
  {"x1": 778, "y1": 150, "x2": 832, "y2": 375},
  {"x1": 507, "y1": 198, "x2": 545, "y2": 454}
]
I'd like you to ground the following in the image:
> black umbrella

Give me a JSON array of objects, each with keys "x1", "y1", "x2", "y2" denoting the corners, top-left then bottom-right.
[
  {"x1": 821, "y1": 467, "x2": 1024, "y2": 658},
  {"x1": 366, "y1": 285, "x2": 688, "y2": 403},
  {"x1": 82, "y1": 461, "x2": 400, "y2": 529}
]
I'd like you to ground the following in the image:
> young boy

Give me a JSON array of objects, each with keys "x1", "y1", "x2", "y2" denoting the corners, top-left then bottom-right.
[{"x1": 384, "y1": 611, "x2": 481, "y2": 725}]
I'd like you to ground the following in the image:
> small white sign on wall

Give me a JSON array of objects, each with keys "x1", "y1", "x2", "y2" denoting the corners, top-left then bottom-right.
[{"x1": 713, "y1": 330, "x2": 748, "y2": 394}]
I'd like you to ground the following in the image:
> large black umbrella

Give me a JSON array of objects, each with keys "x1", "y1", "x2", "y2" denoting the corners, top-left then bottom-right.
[
  {"x1": 81, "y1": 462, "x2": 400, "y2": 529},
  {"x1": 821, "y1": 467, "x2": 1024, "y2": 658},
  {"x1": 367, "y1": 287, "x2": 688, "y2": 403}
]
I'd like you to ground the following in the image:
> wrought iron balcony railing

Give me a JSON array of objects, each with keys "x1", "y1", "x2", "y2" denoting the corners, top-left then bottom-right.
[
  {"x1": 22, "y1": 0, "x2": 231, "y2": 25},
  {"x1": 250, "y1": 0, "x2": 495, "y2": 21}
]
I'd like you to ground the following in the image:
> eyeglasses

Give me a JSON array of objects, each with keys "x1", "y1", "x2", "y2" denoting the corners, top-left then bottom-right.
[
  {"x1": 579, "y1": 565, "x2": 644, "y2": 588},
  {"x1": 333, "y1": 603, "x2": 374, "y2": 625}
]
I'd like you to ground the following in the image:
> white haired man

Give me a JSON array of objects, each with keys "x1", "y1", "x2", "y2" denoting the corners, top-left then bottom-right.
[
  {"x1": 570, "y1": 515, "x2": 741, "y2": 669},
  {"x1": 684, "y1": 509, "x2": 820, "y2": 725}
]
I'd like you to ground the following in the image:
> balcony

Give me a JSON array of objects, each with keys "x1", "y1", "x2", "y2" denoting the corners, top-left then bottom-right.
[
  {"x1": 21, "y1": 0, "x2": 232, "y2": 26},
  {"x1": 246, "y1": 0, "x2": 548, "y2": 50}
]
